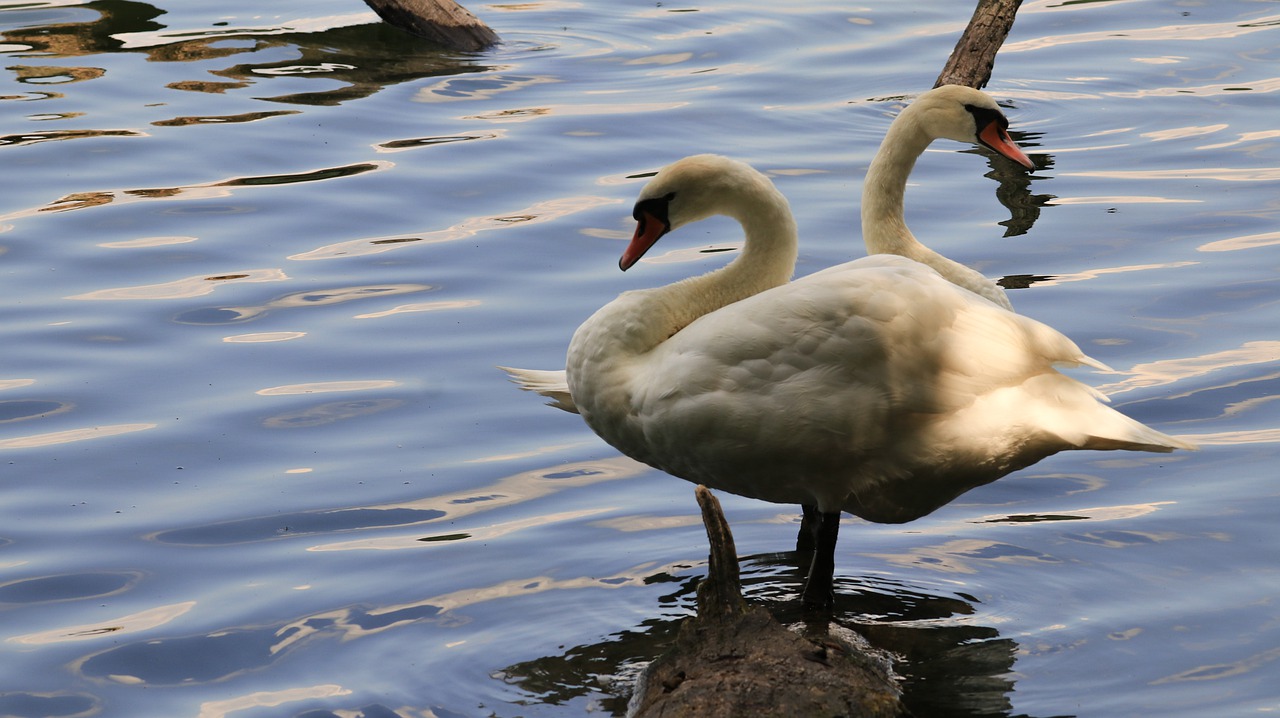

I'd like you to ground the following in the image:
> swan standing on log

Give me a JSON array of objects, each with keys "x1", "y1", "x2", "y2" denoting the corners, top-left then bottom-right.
[{"x1": 565, "y1": 153, "x2": 1195, "y2": 608}]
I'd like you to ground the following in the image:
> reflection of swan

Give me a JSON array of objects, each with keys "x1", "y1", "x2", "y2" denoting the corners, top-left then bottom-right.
[
  {"x1": 565, "y1": 154, "x2": 1195, "y2": 607},
  {"x1": 862, "y1": 85, "x2": 1032, "y2": 310},
  {"x1": 500, "y1": 86, "x2": 1032, "y2": 407}
]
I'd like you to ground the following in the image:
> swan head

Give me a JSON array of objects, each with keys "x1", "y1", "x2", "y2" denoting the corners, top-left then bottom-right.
[
  {"x1": 909, "y1": 85, "x2": 1034, "y2": 169},
  {"x1": 619, "y1": 154, "x2": 767, "y2": 271}
]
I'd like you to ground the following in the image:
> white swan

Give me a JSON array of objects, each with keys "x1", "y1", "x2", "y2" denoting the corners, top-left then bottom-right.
[
  {"x1": 501, "y1": 85, "x2": 1033, "y2": 407},
  {"x1": 862, "y1": 84, "x2": 1032, "y2": 310},
  {"x1": 565, "y1": 153, "x2": 1195, "y2": 608}
]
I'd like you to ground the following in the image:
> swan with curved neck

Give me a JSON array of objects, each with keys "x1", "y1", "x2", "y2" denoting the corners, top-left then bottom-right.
[
  {"x1": 566, "y1": 154, "x2": 1194, "y2": 608},
  {"x1": 862, "y1": 85, "x2": 1033, "y2": 310},
  {"x1": 502, "y1": 86, "x2": 1034, "y2": 409}
]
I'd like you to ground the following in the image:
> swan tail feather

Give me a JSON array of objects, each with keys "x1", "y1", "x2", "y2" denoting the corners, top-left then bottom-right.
[
  {"x1": 497, "y1": 366, "x2": 579, "y2": 414},
  {"x1": 1081, "y1": 421, "x2": 1199, "y2": 453},
  {"x1": 1024, "y1": 374, "x2": 1198, "y2": 453}
]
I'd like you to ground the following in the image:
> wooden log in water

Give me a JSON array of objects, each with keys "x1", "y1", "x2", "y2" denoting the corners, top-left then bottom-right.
[
  {"x1": 363, "y1": 0, "x2": 498, "y2": 51},
  {"x1": 935, "y1": 0, "x2": 1023, "y2": 89},
  {"x1": 627, "y1": 487, "x2": 906, "y2": 717}
]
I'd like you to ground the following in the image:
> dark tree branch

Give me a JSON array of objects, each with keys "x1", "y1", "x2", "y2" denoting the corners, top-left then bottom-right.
[
  {"x1": 694, "y1": 486, "x2": 747, "y2": 621},
  {"x1": 363, "y1": 0, "x2": 498, "y2": 51},
  {"x1": 935, "y1": 0, "x2": 1023, "y2": 89}
]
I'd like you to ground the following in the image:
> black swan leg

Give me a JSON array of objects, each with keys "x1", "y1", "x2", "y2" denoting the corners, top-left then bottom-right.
[
  {"x1": 801, "y1": 510, "x2": 840, "y2": 610},
  {"x1": 795, "y1": 503, "x2": 821, "y2": 552}
]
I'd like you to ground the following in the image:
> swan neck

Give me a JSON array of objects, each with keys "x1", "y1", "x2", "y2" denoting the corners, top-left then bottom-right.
[
  {"x1": 658, "y1": 186, "x2": 797, "y2": 343},
  {"x1": 584, "y1": 178, "x2": 798, "y2": 361},
  {"x1": 861, "y1": 111, "x2": 934, "y2": 260}
]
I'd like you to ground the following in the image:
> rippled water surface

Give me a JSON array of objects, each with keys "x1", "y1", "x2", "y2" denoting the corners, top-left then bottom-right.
[{"x1": 1, "y1": 1, "x2": 1278, "y2": 716}]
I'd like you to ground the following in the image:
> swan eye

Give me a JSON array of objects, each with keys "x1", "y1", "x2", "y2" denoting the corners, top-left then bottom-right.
[
  {"x1": 964, "y1": 104, "x2": 1008, "y2": 135},
  {"x1": 633, "y1": 193, "x2": 675, "y2": 219},
  {"x1": 633, "y1": 194, "x2": 674, "y2": 227}
]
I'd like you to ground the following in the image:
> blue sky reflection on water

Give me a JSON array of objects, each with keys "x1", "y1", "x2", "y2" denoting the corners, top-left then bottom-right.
[{"x1": 0, "y1": 0, "x2": 1278, "y2": 716}]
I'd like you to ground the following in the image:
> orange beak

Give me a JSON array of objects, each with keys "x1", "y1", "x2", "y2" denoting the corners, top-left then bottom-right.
[
  {"x1": 978, "y1": 122, "x2": 1034, "y2": 169},
  {"x1": 620, "y1": 209, "x2": 669, "y2": 271}
]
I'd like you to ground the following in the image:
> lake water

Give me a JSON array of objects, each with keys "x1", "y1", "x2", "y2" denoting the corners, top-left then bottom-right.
[{"x1": 1, "y1": 1, "x2": 1277, "y2": 716}]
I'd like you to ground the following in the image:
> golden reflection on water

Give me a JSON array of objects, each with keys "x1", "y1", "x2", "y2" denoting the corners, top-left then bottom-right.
[
  {"x1": 464, "y1": 441, "x2": 594, "y2": 464},
  {"x1": 592, "y1": 513, "x2": 703, "y2": 533},
  {"x1": 66, "y1": 268, "x2": 288, "y2": 301},
  {"x1": 1151, "y1": 645, "x2": 1280, "y2": 685},
  {"x1": 0, "y1": 127, "x2": 141, "y2": 148},
  {"x1": 374, "y1": 131, "x2": 505, "y2": 153},
  {"x1": 261, "y1": 398, "x2": 403, "y2": 429},
  {"x1": 0, "y1": 0, "x2": 542, "y2": 122},
  {"x1": 1095, "y1": 340, "x2": 1280, "y2": 395},
  {"x1": 1066, "y1": 167, "x2": 1280, "y2": 182},
  {"x1": 0, "y1": 162, "x2": 392, "y2": 222},
  {"x1": 462, "y1": 102, "x2": 688, "y2": 123},
  {"x1": 317, "y1": 508, "x2": 615, "y2": 552},
  {"x1": 9, "y1": 601, "x2": 196, "y2": 646},
  {"x1": 186, "y1": 283, "x2": 431, "y2": 323},
  {"x1": 866, "y1": 538, "x2": 1060, "y2": 576},
  {"x1": 153, "y1": 110, "x2": 300, "y2": 127},
  {"x1": 1197, "y1": 129, "x2": 1280, "y2": 150},
  {"x1": 97, "y1": 235, "x2": 199, "y2": 249},
  {"x1": 7, "y1": 65, "x2": 103, "y2": 83},
  {"x1": 1004, "y1": 14, "x2": 1280, "y2": 53},
  {"x1": 985, "y1": 501, "x2": 1175, "y2": 526},
  {"x1": 289, "y1": 196, "x2": 621, "y2": 260},
  {"x1": 642, "y1": 242, "x2": 741, "y2": 265},
  {"x1": 271, "y1": 556, "x2": 693, "y2": 651},
  {"x1": 222, "y1": 331, "x2": 307, "y2": 343},
  {"x1": 256, "y1": 380, "x2": 400, "y2": 396},
  {"x1": 116, "y1": 13, "x2": 381, "y2": 49},
  {"x1": 0, "y1": 423, "x2": 156, "y2": 450},
  {"x1": 353, "y1": 300, "x2": 482, "y2": 319},
  {"x1": 1021, "y1": 260, "x2": 1198, "y2": 289},
  {"x1": 1199, "y1": 230, "x2": 1280, "y2": 252},
  {"x1": 1044, "y1": 195, "x2": 1199, "y2": 205},
  {"x1": 1110, "y1": 76, "x2": 1280, "y2": 99},
  {"x1": 1142, "y1": 124, "x2": 1230, "y2": 142},
  {"x1": 625, "y1": 52, "x2": 695, "y2": 66},
  {"x1": 306, "y1": 456, "x2": 647, "y2": 552},
  {"x1": 867, "y1": 498, "x2": 1181, "y2": 574},
  {"x1": 414, "y1": 75, "x2": 559, "y2": 103},
  {"x1": 195, "y1": 685, "x2": 353, "y2": 718}
]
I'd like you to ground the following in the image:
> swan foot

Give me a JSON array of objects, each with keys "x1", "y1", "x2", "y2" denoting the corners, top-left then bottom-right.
[{"x1": 800, "y1": 510, "x2": 840, "y2": 610}]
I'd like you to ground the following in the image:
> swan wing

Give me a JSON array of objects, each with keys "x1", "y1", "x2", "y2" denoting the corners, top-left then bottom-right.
[
  {"x1": 645, "y1": 255, "x2": 1078, "y2": 422},
  {"x1": 618, "y1": 256, "x2": 1013, "y2": 501}
]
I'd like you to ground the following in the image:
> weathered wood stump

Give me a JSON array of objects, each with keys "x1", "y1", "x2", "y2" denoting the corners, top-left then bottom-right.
[
  {"x1": 935, "y1": 0, "x2": 1023, "y2": 89},
  {"x1": 362, "y1": 0, "x2": 498, "y2": 51},
  {"x1": 626, "y1": 487, "x2": 906, "y2": 717}
]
